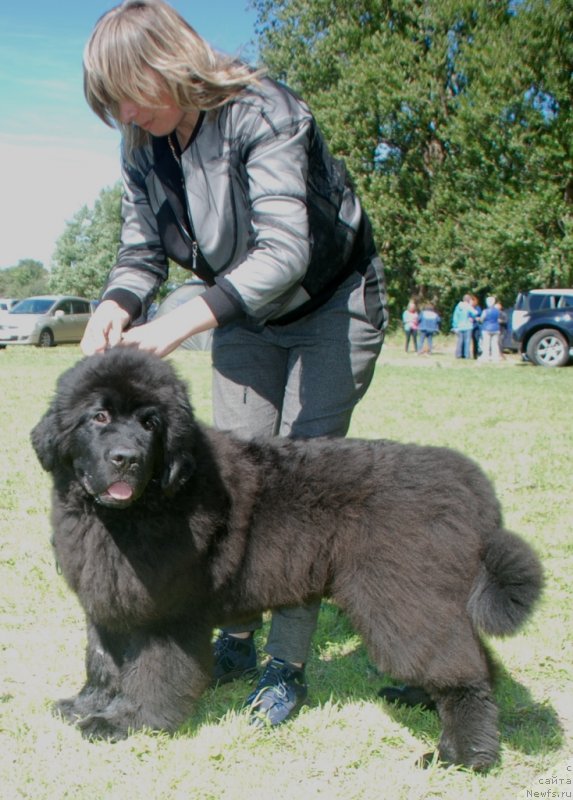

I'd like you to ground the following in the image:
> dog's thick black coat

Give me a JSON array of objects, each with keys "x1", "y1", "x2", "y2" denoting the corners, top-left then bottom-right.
[{"x1": 31, "y1": 349, "x2": 543, "y2": 769}]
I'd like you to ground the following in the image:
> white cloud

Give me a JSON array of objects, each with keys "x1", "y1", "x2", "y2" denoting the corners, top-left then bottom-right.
[{"x1": 0, "y1": 134, "x2": 121, "y2": 269}]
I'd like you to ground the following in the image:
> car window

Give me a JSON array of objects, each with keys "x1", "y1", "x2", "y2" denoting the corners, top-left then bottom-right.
[
  {"x1": 522, "y1": 294, "x2": 559, "y2": 311},
  {"x1": 515, "y1": 290, "x2": 573, "y2": 318},
  {"x1": 11, "y1": 298, "x2": 54, "y2": 314},
  {"x1": 530, "y1": 295, "x2": 551, "y2": 311},
  {"x1": 72, "y1": 300, "x2": 90, "y2": 314},
  {"x1": 56, "y1": 301, "x2": 74, "y2": 315}
]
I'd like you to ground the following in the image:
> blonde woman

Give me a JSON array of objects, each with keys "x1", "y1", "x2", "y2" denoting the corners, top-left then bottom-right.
[{"x1": 81, "y1": 0, "x2": 388, "y2": 727}]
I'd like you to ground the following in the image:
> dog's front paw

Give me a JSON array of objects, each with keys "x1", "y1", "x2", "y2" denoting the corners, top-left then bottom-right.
[
  {"x1": 53, "y1": 697, "x2": 82, "y2": 724},
  {"x1": 77, "y1": 711, "x2": 131, "y2": 741},
  {"x1": 53, "y1": 686, "x2": 116, "y2": 724}
]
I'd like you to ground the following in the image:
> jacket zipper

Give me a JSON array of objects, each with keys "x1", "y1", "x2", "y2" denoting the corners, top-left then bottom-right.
[
  {"x1": 167, "y1": 133, "x2": 201, "y2": 274},
  {"x1": 178, "y1": 178, "x2": 199, "y2": 272}
]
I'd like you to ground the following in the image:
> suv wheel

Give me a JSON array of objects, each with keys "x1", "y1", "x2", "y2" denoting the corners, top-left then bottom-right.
[
  {"x1": 38, "y1": 328, "x2": 54, "y2": 348},
  {"x1": 526, "y1": 328, "x2": 569, "y2": 367}
]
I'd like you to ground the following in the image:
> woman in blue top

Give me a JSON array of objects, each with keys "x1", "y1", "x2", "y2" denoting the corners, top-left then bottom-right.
[{"x1": 479, "y1": 296, "x2": 501, "y2": 362}]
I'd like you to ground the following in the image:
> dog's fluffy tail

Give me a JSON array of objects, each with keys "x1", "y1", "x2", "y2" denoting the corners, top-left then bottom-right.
[{"x1": 468, "y1": 529, "x2": 543, "y2": 637}]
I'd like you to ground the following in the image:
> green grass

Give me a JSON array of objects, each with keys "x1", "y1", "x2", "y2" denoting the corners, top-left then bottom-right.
[{"x1": 0, "y1": 337, "x2": 571, "y2": 799}]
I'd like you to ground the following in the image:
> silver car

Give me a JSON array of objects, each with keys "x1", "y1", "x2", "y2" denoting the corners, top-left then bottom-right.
[{"x1": 0, "y1": 295, "x2": 94, "y2": 348}]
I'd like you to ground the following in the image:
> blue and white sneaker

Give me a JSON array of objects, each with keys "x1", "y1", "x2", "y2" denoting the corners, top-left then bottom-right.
[{"x1": 246, "y1": 658, "x2": 308, "y2": 726}]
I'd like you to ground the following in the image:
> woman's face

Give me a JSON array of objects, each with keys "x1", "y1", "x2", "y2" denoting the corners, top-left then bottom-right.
[{"x1": 117, "y1": 86, "x2": 184, "y2": 137}]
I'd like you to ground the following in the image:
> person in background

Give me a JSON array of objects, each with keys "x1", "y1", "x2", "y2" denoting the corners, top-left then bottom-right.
[
  {"x1": 80, "y1": 0, "x2": 388, "y2": 728},
  {"x1": 479, "y1": 296, "x2": 501, "y2": 362},
  {"x1": 451, "y1": 294, "x2": 476, "y2": 359},
  {"x1": 496, "y1": 301, "x2": 508, "y2": 360},
  {"x1": 417, "y1": 303, "x2": 441, "y2": 355},
  {"x1": 470, "y1": 295, "x2": 482, "y2": 359},
  {"x1": 402, "y1": 300, "x2": 419, "y2": 353}
]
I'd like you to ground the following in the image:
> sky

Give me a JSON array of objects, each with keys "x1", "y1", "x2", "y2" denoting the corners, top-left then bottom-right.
[{"x1": 0, "y1": 1, "x2": 258, "y2": 270}]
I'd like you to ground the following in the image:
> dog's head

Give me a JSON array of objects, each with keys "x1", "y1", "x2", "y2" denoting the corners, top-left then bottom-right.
[{"x1": 31, "y1": 349, "x2": 197, "y2": 508}]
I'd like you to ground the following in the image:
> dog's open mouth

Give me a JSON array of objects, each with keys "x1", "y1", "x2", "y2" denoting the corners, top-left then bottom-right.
[{"x1": 98, "y1": 481, "x2": 135, "y2": 507}]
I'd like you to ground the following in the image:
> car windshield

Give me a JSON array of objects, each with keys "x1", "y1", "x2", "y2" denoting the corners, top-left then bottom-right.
[{"x1": 10, "y1": 298, "x2": 54, "y2": 314}]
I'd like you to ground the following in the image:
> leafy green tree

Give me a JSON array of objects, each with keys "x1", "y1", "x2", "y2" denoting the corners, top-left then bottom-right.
[
  {"x1": 251, "y1": 0, "x2": 572, "y2": 319},
  {"x1": 0, "y1": 259, "x2": 49, "y2": 298},
  {"x1": 49, "y1": 205, "x2": 92, "y2": 294},
  {"x1": 50, "y1": 183, "x2": 123, "y2": 299}
]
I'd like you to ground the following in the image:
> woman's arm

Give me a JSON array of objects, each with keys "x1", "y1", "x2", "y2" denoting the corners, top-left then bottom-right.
[
  {"x1": 102, "y1": 152, "x2": 170, "y2": 321},
  {"x1": 119, "y1": 293, "x2": 218, "y2": 357},
  {"x1": 81, "y1": 153, "x2": 172, "y2": 355}
]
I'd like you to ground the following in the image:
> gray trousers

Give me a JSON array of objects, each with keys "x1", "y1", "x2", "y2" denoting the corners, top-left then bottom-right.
[{"x1": 212, "y1": 270, "x2": 385, "y2": 664}]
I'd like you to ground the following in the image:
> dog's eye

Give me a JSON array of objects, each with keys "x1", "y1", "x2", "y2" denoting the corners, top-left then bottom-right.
[
  {"x1": 141, "y1": 415, "x2": 158, "y2": 432},
  {"x1": 93, "y1": 410, "x2": 111, "y2": 425}
]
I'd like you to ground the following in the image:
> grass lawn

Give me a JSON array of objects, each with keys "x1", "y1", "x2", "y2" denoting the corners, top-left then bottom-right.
[{"x1": 0, "y1": 335, "x2": 571, "y2": 799}]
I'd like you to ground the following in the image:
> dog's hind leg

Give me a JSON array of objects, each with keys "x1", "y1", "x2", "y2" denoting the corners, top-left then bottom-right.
[{"x1": 429, "y1": 681, "x2": 500, "y2": 770}]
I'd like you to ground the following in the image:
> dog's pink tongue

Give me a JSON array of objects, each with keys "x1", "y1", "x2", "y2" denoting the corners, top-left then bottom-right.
[{"x1": 105, "y1": 482, "x2": 133, "y2": 500}]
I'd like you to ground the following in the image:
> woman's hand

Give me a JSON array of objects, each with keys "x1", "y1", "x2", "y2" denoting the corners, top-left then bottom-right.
[
  {"x1": 81, "y1": 300, "x2": 131, "y2": 355},
  {"x1": 81, "y1": 295, "x2": 217, "y2": 358},
  {"x1": 119, "y1": 314, "x2": 189, "y2": 358}
]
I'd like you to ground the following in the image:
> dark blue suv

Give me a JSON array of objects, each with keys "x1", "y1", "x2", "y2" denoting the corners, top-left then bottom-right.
[{"x1": 512, "y1": 289, "x2": 573, "y2": 367}]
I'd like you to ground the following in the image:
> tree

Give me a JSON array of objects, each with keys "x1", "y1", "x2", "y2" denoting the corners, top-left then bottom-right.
[
  {"x1": 0, "y1": 259, "x2": 49, "y2": 298},
  {"x1": 251, "y1": 0, "x2": 572, "y2": 319},
  {"x1": 50, "y1": 184, "x2": 123, "y2": 299}
]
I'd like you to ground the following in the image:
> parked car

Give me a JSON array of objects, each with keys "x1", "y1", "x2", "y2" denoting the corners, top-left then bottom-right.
[
  {"x1": 511, "y1": 289, "x2": 573, "y2": 367},
  {"x1": 0, "y1": 298, "x2": 18, "y2": 313},
  {"x1": 0, "y1": 295, "x2": 93, "y2": 349}
]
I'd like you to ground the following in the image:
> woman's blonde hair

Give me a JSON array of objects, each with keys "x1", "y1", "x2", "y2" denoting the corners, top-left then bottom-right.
[{"x1": 83, "y1": 0, "x2": 262, "y2": 152}]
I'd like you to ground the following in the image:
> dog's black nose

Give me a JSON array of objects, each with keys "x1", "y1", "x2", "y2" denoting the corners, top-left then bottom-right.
[{"x1": 109, "y1": 447, "x2": 140, "y2": 471}]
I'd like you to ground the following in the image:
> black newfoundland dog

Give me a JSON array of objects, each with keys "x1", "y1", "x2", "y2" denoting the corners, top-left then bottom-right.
[{"x1": 31, "y1": 348, "x2": 542, "y2": 769}]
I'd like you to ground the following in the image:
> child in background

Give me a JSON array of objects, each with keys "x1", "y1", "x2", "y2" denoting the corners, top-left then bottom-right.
[
  {"x1": 402, "y1": 301, "x2": 419, "y2": 353},
  {"x1": 417, "y1": 304, "x2": 441, "y2": 355}
]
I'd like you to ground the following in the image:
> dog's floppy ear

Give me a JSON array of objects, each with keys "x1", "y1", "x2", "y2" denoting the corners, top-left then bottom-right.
[
  {"x1": 30, "y1": 403, "x2": 59, "y2": 472},
  {"x1": 160, "y1": 398, "x2": 197, "y2": 496}
]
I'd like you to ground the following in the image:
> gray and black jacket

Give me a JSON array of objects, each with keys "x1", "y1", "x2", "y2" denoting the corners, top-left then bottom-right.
[{"x1": 104, "y1": 77, "x2": 387, "y2": 329}]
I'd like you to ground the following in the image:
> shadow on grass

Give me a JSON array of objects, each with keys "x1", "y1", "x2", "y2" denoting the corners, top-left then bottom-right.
[
  {"x1": 494, "y1": 664, "x2": 564, "y2": 755},
  {"x1": 183, "y1": 604, "x2": 564, "y2": 762},
  {"x1": 373, "y1": 662, "x2": 564, "y2": 760}
]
